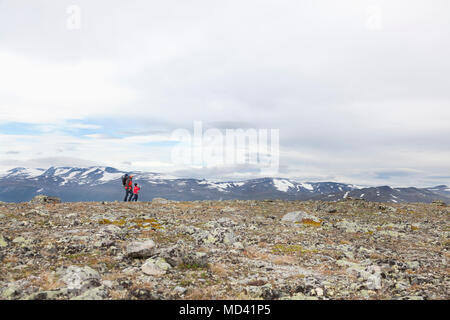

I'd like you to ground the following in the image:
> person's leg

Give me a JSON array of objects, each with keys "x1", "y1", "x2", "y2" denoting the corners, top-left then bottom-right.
[
  {"x1": 124, "y1": 189, "x2": 128, "y2": 202},
  {"x1": 128, "y1": 191, "x2": 133, "y2": 202},
  {"x1": 134, "y1": 194, "x2": 138, "y2": 202}
]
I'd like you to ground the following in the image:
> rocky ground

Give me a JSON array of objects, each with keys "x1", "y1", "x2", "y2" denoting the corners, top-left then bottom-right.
[{"x1": 0, "y1": 196, "x2": 448, "y2": 300}]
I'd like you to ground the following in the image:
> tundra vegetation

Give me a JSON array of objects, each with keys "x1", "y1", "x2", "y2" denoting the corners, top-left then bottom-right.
[{"x1": 0, "y1": 197, "x2": 448, "y2": 300}]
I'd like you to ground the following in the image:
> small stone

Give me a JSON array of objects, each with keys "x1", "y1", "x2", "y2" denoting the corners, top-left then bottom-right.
[
  {"x1": 152, "y1": 198, "x2": 170, "y2": 204},
  {"x1": 12, "y1": 237, "x2": 26, "y2": 244},
  {"x1": 233, "y1": 242, "x2": 244, "y2": 250},
  {"x1": 402, "y1": 296, "x2": 424, "y2": 300},
  {"x1": 315, "y1": 288, "x2": 324, "y2": 296},
  {"x1": 0, "y1": 235, "x2": 8, "y2": 247},
  {"x1": 174, "y1": 286, "x2": 187, "y2": 295},
  {"x1": 366, "y1": 275, "x2": 382, "y2": 290},
  {"x1": 406, "y1": 261, "x2": 420, "y2": 270}
]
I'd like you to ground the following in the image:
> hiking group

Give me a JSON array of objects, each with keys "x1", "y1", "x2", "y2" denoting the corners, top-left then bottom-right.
[{"x1": 122, "y1": 174, "x2": 141, "y2": 202}]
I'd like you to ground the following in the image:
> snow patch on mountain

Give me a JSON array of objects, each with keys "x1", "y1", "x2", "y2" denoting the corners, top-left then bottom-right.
[
  {"x1": 98, "y1": 172, "x2": 123, "y2": 183},
  {"x1": 1, "y1": 168, "x2": 46, "y2": 178},
  {"x1": 273, "y1": 179, "x2": 295, "y2": 192},
  {"x1": 299, "y1": 183, "x2": 314, "y2": 191}
]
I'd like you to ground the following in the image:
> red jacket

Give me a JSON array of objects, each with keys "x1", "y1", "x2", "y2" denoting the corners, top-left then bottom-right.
[{"x1": 133, "y1": 186, "x2": 140, "y2": 194}]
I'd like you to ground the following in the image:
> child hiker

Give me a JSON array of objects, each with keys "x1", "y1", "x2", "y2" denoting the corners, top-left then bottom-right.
[{"x1": 132, "y1": 183, "x2": 141, "y2": 202}]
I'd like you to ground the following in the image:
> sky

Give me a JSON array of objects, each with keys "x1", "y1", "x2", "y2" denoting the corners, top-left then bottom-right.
[{"x1": 0, "y1": 0, "x2": 449, "y2": 187}]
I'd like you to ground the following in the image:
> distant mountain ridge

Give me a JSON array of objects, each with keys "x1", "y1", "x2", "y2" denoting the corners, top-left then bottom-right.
[{"x1": 0, "y1": 166, "x2": 448, "y2": 204}]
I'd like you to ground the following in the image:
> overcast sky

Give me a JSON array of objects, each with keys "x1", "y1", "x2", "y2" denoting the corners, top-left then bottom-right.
[{"x1": 0, "y1": 0, "x2": 449, "y2": 186}]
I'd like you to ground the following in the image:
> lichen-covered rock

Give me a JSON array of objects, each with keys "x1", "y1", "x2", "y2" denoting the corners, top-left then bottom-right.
[
  {"x1": 182, "y1": 252, "x2": 209, "y2": 268},
  {"x1": 141, "y1": 257, "x2": 171, "y2": 276},
  {"x1": 0, "y1": 199, "x2": 447, "y2": 300},
  {"x1": 0, "y1": 235, "x2": 8, "y2": 247},
  {"x1": 60, "y1": 266, "x2": 101, "y2": 292},
  {"x1": 1, "y1": 285, "x2": 22, "y2": 300},
  {"x1": 70, "y1": 286, "x2": 108, "y2": 300}
]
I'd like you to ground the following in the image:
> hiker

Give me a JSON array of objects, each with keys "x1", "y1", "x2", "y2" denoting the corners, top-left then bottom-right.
[
  {"x1": 122, "y1": 174, "x2": 134, "y2": 202},
  {"x1": 131, "y1": 183, "x2": 141, "y2": 202}
]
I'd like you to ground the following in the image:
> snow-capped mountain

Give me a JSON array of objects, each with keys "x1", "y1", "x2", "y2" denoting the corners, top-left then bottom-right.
[
  {"x1": 0, "y1": 166, "x2": 448, "y2": 204},
  {"x1": 312, "y1": 185, "x2": 450, "y2": 204}
]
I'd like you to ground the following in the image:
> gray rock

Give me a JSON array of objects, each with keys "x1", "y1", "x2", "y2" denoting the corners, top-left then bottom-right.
[
  {"x1": 366, "y1": 274, "x2": 382, "y2": 290},
  {"x1": 71, "y1": 286, "x2": 108, "y2": 300},
  {"x1": 126, "y1": 239, "x2": 156, "y2": 258},
  {"x1": 281, "y1": 211, "x2": 320, "y2": 223},
  {"x1": 60, "y1": 266, "x2": 101, "y2": 292},
  {"x1": 30, "y1": 195, "x2": 61, "y2": 204},
  {"x1": 152, "y1": 198, "x2": 170, "y2": 204},
  {"x1": 194, "y1": 227, "x2": 237, "y2": 245},
  {"x1": 102, "y1": 225, "x2": 122, "y2": 234},
  {"x1": 0, "y1": 235, "x2": 8, "y2": 247},
  {"x1": 1, "y1": 286, "x2": 22, "y2": 300},
  {"x1": 157, "y1": 244, "x2": 187, "y2": 267},
  {"x1": 182, "y1": 252, "x2": 209, "y2": 268},
  {"x1": 233, "y1": 242, "x2": 244, "y2": 250},
  {"x1": 406, "y1": 261, "x2": 420, "y2": 270},
  {"x1": 141, "y1": 257, "x2": 171, "y2": 276},
  {"x1": 401, "y1": 295, "x2": 424, "y2": 300},
  {"x1": 282, "y1": 293, "x2": 319, "y2": 300},
  {"x1": 174, "y1": 286, "x2": 187, "y2": 295},
  {"x1": 12, "y1": 236, "x2": 27, "y2": 244}
]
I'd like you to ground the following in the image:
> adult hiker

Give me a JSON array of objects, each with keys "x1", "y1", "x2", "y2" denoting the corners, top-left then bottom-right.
[
  {"x1": 131, "y1": 183, "x2": 141, "y2": 202},
  {"x1": 122, "y1": 174, "x2": 134, "y2": 202}
]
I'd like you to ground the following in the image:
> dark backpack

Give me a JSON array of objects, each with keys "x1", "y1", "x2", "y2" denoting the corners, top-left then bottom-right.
[{"x1": 121, "y1": 174, "x2": 128, "y2": 186}]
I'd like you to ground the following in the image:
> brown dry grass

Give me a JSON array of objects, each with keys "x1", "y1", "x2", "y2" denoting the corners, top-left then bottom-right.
[
  {"x1": 243, "y1": 247, "x2": 269, "y2": 261},
  {"x1": 185, "y1": 286, "x2": 218, "y2": 300},
  {"x1": 30, "y1": 271, "x2": 65, "y2": 291},
  {"x1": 209, "y1": 263, "x2": 229, "y2": 276},
  {"x1": 269, "y1": 255, "x2": 297, "y2": 265}
]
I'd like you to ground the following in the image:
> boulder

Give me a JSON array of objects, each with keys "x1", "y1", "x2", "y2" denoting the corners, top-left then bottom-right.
[
  {"x1": 141, "y1": 257, "x2": 171, "y2": 276},
  {"x1": 182, "y1": 252, "x2": 209, "y2": 268},
  {"x1": 126, "y1": 239, "x2": 156, "y2": 258},
  {"x1": 60, "y1": 266, "x2": 101, "y2": 292},
  {"x1": 1, "y1": 285, "x2": 22, "y2": 300},
  {"x1": 193, "y1": 228, "x2": 237, "y2": 245},
  {"x1": 281, "y1": 211, "x2": 320, "y2": 223},
  {"x1": 30, "y1": 195, "x2": 61, "y2": 204}
]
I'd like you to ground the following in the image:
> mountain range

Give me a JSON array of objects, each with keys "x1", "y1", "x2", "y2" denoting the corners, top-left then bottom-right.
[{"x1": 0, "y1": 166, "x2": 449, "y2": 204}]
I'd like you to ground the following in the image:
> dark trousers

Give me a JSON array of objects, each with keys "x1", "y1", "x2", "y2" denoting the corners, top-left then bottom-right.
[
  {"x1": 131, "y1": 194, "x2": 138, "y2": 202},
  {"x1": 124, "y1": 189, "x2": 133, "y2": 202}
]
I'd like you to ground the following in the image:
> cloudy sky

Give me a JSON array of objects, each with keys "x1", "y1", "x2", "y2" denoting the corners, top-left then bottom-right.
[{"x1": 0, "y1": 0, "x2": 449, "y2": 186}]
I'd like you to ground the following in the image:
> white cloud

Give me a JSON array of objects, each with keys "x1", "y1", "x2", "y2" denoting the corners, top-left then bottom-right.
[
  {"x1": 0, "y1": 0, "x2": 449, "y2": 186},
  {"x1": 0, "y1": 51, "x2": 139, "y2": 123}
]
